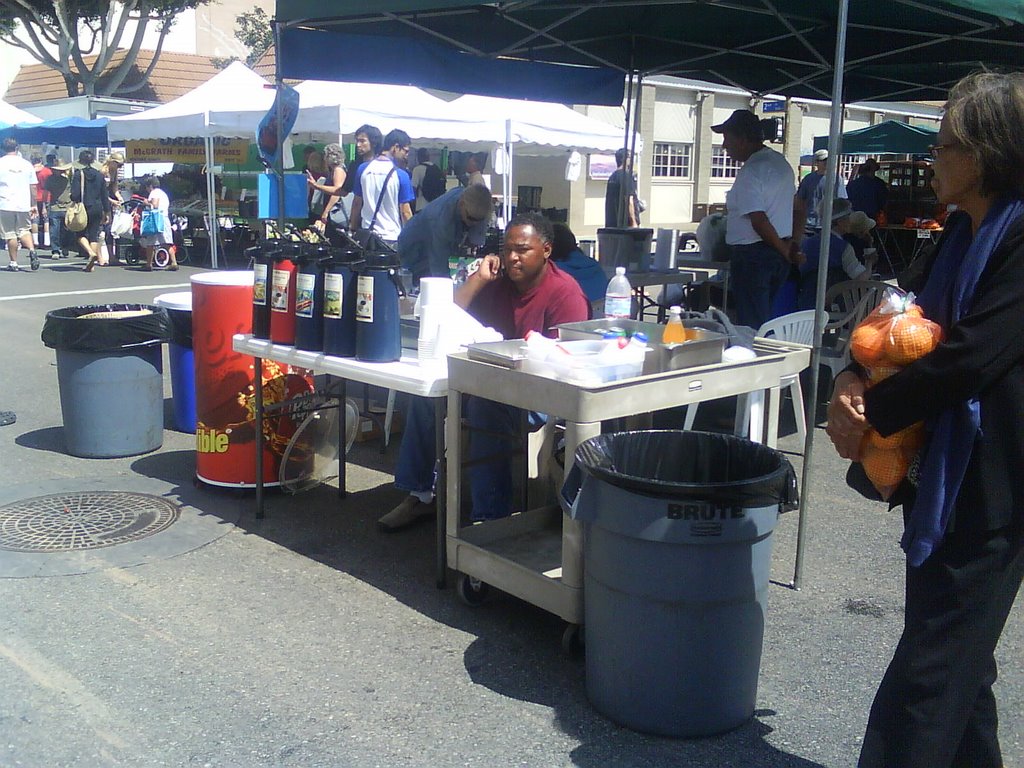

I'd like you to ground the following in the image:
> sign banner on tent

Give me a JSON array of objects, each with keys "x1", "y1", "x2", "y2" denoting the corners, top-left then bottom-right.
[
  {"x1": 257, "y1": 84, "x2": 300, "y2": 168},
  {"x1": 126, "y1": 138, "x2": 249, "y2": 164}
]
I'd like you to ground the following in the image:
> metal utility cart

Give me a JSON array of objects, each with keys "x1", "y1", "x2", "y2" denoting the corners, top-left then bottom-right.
[{"x1": 444, "y1": 337, "x2": 810, "y2": 645}]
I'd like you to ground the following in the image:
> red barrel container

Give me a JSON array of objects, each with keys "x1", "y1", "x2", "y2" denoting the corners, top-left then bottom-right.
[{"x1": 191, "y1": 272, "x2": 311, "y2": 487}]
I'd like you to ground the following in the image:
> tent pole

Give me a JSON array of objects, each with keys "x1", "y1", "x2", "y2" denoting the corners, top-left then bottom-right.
[
  {"x1": 206, "y1": 137, "x2": 219, "y2": 269},
  {"x1": 793, "y1": 0, "x2": 850, "y2": 590},
  {"x1": 618, "y1": 62, "x2": 636, "y2": 228},
  {"x1": 628, "y1": 72, "x2": 643, "y2": 224},
  {"x1": 274, "y1": 20, "x2": 286, "y2": 236},
  {"x1": 504, "y1": 118, "x2": 513, "y2": 227}
]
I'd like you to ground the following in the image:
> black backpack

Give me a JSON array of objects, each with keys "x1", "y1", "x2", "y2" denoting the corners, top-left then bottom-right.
[{"x1": 420, "y1": 163, "x2": 447, "y2": 202}]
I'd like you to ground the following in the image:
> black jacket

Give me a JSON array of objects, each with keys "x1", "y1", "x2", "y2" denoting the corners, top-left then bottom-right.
[
  {"x1": 70, "y1": 166, "x2": 111, "y2": 216},
  {"x1": 864, "y1": 211, "x2": 1024, "y2": 535}
]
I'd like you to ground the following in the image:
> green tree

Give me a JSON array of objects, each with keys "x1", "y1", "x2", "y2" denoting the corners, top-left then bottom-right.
[
  {"x1": 212, "y1": 6, "x2": 272, "y2": 69},
  {"x1": 0, "y1": 0, "x2": 212, "y2": 97}
]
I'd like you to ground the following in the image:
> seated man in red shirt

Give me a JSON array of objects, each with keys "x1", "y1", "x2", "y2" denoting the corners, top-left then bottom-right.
[{"x1": 381, "y1": 212, "x2": 590, "y2": 531}]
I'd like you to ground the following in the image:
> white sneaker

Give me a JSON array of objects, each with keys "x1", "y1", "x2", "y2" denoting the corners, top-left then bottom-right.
[{"x1": 7, "y1": 262, "x2": 19, "y2": 272}]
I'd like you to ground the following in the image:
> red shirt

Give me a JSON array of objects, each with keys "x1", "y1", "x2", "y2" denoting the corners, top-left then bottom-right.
[
  {"x1": 469, "y1": 261, "x2": 591, "y2": 339},
  {"x1": 35, "y1": 166, "x2": 52, "y2": 203}
]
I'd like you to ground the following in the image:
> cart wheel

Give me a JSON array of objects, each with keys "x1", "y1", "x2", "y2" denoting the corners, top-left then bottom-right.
[
  {"x1": 562, "y1": 623, "x2": 585, "y2": 655},
  {"x1": 153, "y1": 246, "x2": 171, "y2": 269},
  {"x1": 457, "y1": 574, "x2": 491, "y2": 606}
]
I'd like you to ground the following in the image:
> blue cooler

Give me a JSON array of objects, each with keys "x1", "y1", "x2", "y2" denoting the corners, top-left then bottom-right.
[{"x1": 154, "y1": 291, "x2": 196, "y2": 433}]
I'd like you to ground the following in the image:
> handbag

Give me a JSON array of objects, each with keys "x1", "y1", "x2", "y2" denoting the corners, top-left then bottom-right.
[
  {"x1": 140, "y1": 208, "x2": 166, "y2": 237},
  {"x1": 327, "y1": 193, "x2": 353, "y2": 228},
  {"x1": 64, "y1": 170, "x2": 88, "y2": 233}
]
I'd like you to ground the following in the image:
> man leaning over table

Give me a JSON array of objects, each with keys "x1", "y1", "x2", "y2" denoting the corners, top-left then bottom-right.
[
  {"x1": 397, "y1": 183, "x2": 493, "y2": 281},
  {"x1": 379, "y1": 212, "x2": 590, "y2": 532},
  {"x1": 713, "y1": 108, "x2": 802, "y2": 330}
]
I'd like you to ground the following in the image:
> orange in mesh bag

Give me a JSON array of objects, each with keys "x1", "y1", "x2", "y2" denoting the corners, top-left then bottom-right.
[{"x1": 848, "y1": 290, "x2": 944, "y2": 499}]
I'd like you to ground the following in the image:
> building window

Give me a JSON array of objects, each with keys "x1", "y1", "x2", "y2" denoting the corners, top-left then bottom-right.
[
  {"x1": 711, "y1": 146, "x2": 742, "y2": 178},
  {"x1": 652, "y1": 142, "x2": 692, "y2": 178}
]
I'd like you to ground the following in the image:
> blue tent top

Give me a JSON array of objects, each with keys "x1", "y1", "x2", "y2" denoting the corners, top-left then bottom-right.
[{"x1": 0, "y1": 116, "x2": 109, "y2": 146}]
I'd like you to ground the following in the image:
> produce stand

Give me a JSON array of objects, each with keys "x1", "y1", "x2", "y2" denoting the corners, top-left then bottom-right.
[
  {"x1": 231, "y1": 334, "x2": 450, "y2": 587},
  {"x1": 444, "y1": 337, "x2": 810, "y2": 639}
]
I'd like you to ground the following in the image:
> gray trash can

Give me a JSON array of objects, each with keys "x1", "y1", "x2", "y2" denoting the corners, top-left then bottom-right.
[
  {"x1": 42, "y1": 304, "x2": 171, "y2": 458},
  {"x1": 561, "y1": 430, "x2": 798, "y2": 738}
]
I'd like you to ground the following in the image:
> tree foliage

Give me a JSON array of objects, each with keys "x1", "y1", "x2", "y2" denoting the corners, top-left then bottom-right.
[
  {"x1": 212, "y1": 7, "x2": 272, "y2": 70},
  {"x1": 0, "y1": 0, "x2": 211, "y2": 97}
]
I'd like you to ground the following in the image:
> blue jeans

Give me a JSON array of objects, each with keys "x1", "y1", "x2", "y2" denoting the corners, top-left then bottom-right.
[
  {"x1": 48, "y1": 209, "x2": 65, "y2": 254},
  {"x1": 395, "y1": 393, "x2": 544, "y2": 521},
  {"x1": 729, "y1": 241, "x2": 791, "y2": 330}
]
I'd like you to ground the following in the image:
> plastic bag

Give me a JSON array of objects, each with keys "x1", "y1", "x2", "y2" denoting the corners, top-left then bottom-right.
[
  {"x1": 695, "y1": 213, "x2": 730, "y2": 262},
  {"x1": 110, "y1": 210, "x2": 134, "y2": 238},
  {"x1": 848, "y1": 290, "x2": 943, "y2": 499},
  {"x1": 140, "y1": 209, "x2": 165, "y2": 237}
]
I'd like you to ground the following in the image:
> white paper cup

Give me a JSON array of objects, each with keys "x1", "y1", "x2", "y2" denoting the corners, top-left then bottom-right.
[{"x1": 419, "y1": 277, "x2": 454, "y2": 308}]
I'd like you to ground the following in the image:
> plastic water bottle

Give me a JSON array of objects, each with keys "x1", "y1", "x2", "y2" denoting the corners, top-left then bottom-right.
[{"x1": 604, "y1": 266, "x2": 632, "y2": 320}]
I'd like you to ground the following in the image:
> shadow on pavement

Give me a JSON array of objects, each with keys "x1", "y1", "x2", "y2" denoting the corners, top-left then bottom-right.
[{"x1": 15, "y1": 425, "x2": 66, "y2": 454}]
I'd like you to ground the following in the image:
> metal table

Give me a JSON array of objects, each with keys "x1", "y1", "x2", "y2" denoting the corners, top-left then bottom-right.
[
  {"x1": 444, "y1": 337, "x2": 810, "y2": 636},
  {"x1": 232, "y1": 335, "x2": 450, "y2": 587}
]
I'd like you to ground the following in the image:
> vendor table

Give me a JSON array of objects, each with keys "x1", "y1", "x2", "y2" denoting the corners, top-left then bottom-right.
[
  {"x1": 231, "y1": 335, "x2": 450, "y2": 587},
  {"x1": 444, "y1": 337, "x2": 810, "y2": 634},
  {"x1": 627, "y1": 269, "x2": 697, "y2": 322}
]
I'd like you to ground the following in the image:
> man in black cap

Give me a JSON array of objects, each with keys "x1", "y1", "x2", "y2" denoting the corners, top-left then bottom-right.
[{"x1": 712, "y1": 108, "x2": 801, "y2": 329}]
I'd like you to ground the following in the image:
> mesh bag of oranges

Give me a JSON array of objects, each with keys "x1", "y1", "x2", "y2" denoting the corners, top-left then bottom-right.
[{"x1": 849, "y1": 290, "x2": 943, "y2": 499}]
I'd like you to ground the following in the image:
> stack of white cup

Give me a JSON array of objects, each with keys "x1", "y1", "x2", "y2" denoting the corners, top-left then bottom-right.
[{"x1": 417, "y1": 277, "x2": 455, "y2": 363}]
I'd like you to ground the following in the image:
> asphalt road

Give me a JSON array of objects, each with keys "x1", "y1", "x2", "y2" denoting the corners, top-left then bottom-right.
[{"x1": 0, "y1": 254, "x2": 1020, "y2": 767}]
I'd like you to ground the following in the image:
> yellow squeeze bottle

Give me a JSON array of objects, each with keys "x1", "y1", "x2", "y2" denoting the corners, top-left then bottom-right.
[{"x1": 663, "y1": 305, "x2": 688, "y2": 344}]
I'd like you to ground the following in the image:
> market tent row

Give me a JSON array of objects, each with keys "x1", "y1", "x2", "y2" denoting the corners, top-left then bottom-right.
[
  {"x1": 293, "y1": 79, "x2": 623, "y2": 222},
  {"x1": 0, "y1": 116, "x2": 110, "y2": 146},
  {"x1": 0, "y1": 99, "x2": 41, "y2": 129},
  {"x1": 107, "y1": 61, "x2": 343, "y2": 267},
  {"x1": 813, "y1": 120, "x2": 939, "y2": 156},
  {"x1": 272, "y1": 0, "x2": 1024, "y2": 589}
]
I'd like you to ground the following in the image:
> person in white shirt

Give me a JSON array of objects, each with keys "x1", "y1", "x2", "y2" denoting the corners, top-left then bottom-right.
[
  {"x1": 713, "y1": 109, "x2": 801, "y2": 329},
  {"x1": 0, "y1": 138, "x2": 39, "y2": 271},
  {"x1": 350, "y1": 129, "x2": 415, "y2": 247}
]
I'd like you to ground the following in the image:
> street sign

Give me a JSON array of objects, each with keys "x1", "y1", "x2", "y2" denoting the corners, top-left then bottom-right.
[{"x1": 762, "y1": 100, "x2": 785, "y2": 113}]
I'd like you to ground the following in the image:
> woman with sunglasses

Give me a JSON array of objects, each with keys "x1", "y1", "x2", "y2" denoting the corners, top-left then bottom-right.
[{"x1": 827, "y1": 71, "x2": 1024, "y2": 768}]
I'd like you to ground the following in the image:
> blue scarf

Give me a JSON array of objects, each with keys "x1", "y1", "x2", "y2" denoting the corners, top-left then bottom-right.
[{"x1": 906, "y1": 198, "x2": 1024, "y2": 566}]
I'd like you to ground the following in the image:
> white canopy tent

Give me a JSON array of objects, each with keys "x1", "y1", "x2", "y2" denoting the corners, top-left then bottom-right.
[
  {"x1": 108, "y1": 62, "x2": 342, "y2": 266},
  {"x1": 0, "y1": 99, "x2": 42, "y2": 128},
  {"x1": 294, "y1": 80, "x2": 623, "y2": 223}
]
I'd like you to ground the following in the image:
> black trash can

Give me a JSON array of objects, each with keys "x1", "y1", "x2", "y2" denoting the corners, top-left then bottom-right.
[
  {"x1": 597, "y1": 227, "x2": 654, "y2": 275},
  {"x1": 42, "y1": 304, "x2": 171, "y2": 458},
  {"x1": 561, "y1": 430, "x2": 798, "y2": 737}
]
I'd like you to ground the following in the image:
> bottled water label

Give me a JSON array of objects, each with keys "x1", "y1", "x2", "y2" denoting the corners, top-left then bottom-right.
[{"x1": 604, "y1": 296, "x2": 631, "y2": 319}]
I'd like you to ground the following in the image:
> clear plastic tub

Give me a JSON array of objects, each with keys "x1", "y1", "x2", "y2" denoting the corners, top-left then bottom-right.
[{"x1": 522, "y1": 340, "x2": 645, "y2": 385}]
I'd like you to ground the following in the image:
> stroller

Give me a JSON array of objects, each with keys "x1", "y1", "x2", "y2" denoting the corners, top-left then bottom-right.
[{"x1": 114, "y1": 195, "x2": 189, "y2": 268}]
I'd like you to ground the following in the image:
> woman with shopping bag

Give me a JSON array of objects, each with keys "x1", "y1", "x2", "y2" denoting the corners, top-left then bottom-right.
[{"x1": 138, "y1": 175, "x2": 178, "y2": 271}]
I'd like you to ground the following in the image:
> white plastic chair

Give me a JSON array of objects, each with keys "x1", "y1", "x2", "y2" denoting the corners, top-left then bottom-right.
[{"x1": 683, "y1": 310, "x2": 815, "y2": 444}]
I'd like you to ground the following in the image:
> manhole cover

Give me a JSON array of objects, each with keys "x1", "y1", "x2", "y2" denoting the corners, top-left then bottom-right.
[{"x1": 0, "y1": 492, "x2": 180, "y2": 553}]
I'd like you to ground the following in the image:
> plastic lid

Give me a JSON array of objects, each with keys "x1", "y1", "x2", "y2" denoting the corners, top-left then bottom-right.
[
  {"x1": 669, "y1": 305, "x2": 682, "y2": 317},
  {"x1": 615, "y1": 266, "x2": 626, "y2": 275}
]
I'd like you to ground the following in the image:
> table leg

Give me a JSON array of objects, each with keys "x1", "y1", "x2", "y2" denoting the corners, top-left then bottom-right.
[
  {"x1": 764, "y1": 384, "x2": 781, "y2": 449},
  {"x1": 337, "y1": 377, "x2": 347, "y2": 499},
  {"x1": 435, "y1": 395, "x2": 448, "y2": 589},
  {"x1": 561, "y1": 421, "x2": 599, "y2": 594},
  {"x1": 255, "y1": 355, "x2": 265, "y2": 520}
]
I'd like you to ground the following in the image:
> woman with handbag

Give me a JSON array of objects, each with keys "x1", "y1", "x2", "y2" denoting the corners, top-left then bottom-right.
[
  {"x1": 71, "y1": 149, "x2": 111, "y2": 272},
  {"x1": 138, "y1": 175, "x2": 177, "y2": 271},
  {"x1": 826, "y1": 71, "x2": 1024, "y2": 768},
  {"x1": 307, "y1": 142, "x2": 348, "y2": 243}
]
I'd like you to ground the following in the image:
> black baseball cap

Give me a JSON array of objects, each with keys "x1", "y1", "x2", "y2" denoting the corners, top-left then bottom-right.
[{"x1": 711, "y1": 109, "x2": 762, "y2": 135}]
